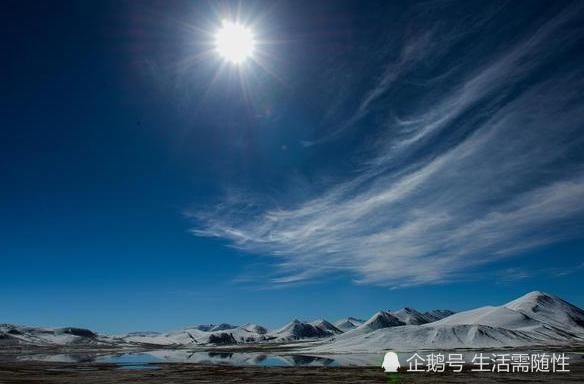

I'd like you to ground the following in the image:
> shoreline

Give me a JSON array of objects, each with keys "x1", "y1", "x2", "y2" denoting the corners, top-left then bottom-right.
[{"x1": 1, "y1": 361, "x2": 583, "y2": 384}]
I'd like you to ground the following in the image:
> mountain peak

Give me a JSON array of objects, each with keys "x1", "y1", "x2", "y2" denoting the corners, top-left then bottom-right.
[
  {"x1": 423, "y1": 309, "x2": 456, "y2": 322},
  {"x1": 240, "y1": 323, "x2": 268, "y2": 335},
  {"x1": 274, "y1": 319, "x2": 334, "y2": 340},
  {"x1": 334, "y1": 317, "x2": 364, "y2": 332},
  {"x1": 309, "y1": 319, "x2": 343, "y2": 334},
  {"x1": 209, "y1": 323, "x2": 237, "y2": 332},
  {"x1": 511, "y1": 290, "x2": 551, "y2": 301},
  {"x1": 359, "y1": 311, "x2": 404, "y2": 331},
  {"x1": 505, "y1": 290, "x2": 584, "y2": 329},
  {"x1": 391, "y1": 307, "x2": 431, "y2": 325},
  {"x1": 504, "y1": 291, "x2": 561, "y2": 310}
]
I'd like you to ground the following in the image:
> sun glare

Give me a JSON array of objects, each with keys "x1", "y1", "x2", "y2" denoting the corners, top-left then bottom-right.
[{"x1": 215, "y1": 20, "x2": 255, "y2": 64}]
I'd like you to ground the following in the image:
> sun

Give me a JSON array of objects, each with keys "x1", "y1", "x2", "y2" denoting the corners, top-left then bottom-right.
[{"x1": 215, "y1": 20, "x2": 255, "y2": 64}]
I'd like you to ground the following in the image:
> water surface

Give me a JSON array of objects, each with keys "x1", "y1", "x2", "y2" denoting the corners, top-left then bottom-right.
[{"x1": 5, "y1": 350, "x2": 384, "y2": 369}]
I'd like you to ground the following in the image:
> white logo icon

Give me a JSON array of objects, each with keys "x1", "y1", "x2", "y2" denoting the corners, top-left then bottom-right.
[{"x1": 382, "y1": 351, "x2": 401, "y2": 372}]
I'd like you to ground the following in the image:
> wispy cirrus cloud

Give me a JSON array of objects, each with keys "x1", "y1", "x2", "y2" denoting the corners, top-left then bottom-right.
[{"x1": 192, "y1": 3, "x2": 584, "y2": 287}]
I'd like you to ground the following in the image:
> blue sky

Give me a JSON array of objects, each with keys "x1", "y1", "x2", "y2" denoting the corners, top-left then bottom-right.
[{"x1": 1, "y1": 0, "x2": 583, "y2": 334}]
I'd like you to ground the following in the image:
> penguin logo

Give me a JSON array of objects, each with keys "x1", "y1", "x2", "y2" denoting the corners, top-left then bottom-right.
[{"x1": 381, "y1": 351, "x2": 400, "y2": 372}]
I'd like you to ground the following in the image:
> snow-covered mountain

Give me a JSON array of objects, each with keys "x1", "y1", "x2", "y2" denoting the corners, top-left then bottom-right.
[
  {"x1": 122, "y1": 319, "x2": 343, "y2": 346},
  {"x1": 0, "y1": 324, "x2": 117, "y2": 346},
  {"x1": 386, "y1": 308, "x2": 455, "y2": 325},
  {"x1": 504, "y1": 290, "x2": 584, "y2": 329},
  {"x1": 185, "y1": 323, "x2": 238, "y2": 332},
  {"x1": 423, "y1": 309, "x2": 456, "y2": 322},
  {"x1": 351, "y1": 311, "x2": 405, "y2": 335},
  {"x1": 121, "y1": 323, "x2": 271, "y2": 346},
  {"x1": 2, "y1": 291, "x2": 581, "y2": 351},
  {"x1": 209, "y1": 323, "x2": 238, "y2": 332},
  {"x1": 309, "y1": 320, "x2": 343, "y2": 335},
  {"x1": 311, "y1": 291, "x2": 584, "y2": 352},
  {"x1": 390, "y1": 308, "x2": 434, "y2": 325},
  {"x1": 334, "y1": 317, "x2": 364, "y2": 332},
  {"x1": 270, "y1": 320, "x2": 335, "y2": 341},
  {"x1": 239, "y1": 323, "x2": 268, "y2": 335}
]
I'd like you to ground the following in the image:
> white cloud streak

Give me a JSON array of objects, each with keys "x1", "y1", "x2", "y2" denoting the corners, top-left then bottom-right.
[{"x1": 192, "y1": 3, "x2": 584, "y2": 287}]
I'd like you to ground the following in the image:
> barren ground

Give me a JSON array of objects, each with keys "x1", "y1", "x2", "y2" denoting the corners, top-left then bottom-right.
[{"x1": 1, "y1": 361, "x2": 583, "y2": 384}]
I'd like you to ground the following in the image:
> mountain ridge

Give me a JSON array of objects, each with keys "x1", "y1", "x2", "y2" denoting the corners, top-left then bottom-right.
[
  {"x1": 2, "y1": 291, "x2": 582, "y2": 351},
  {"x1": 311, "y1": 291, "x2": 584, "y2": 352}
]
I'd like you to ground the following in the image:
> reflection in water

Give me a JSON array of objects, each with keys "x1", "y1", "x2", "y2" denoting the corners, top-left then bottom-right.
[
  {"x1": 3, "y1": 350, "x2": 383, "y2": 368},
  {"x1": 287, "y1": 355, "x2": 336, "y2": 366},
  {"x1": 8, "y1": 349, "x2": 581, "y2": 369},
  {"x1": 207, "y1": 352, "x2": 233, "y2": 359}
]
